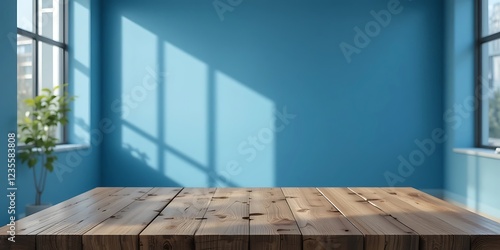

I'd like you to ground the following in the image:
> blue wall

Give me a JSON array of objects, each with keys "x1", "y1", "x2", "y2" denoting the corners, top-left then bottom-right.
[
  {"x1": 0, "y1": 0, "x2": 18, "y2": 226},
  {"x1": 100, "y1": 0, "x2": 445, "y2": 189},
  {"x1": 65, "y1": 0, "x2": 102, "y2": 191},
  {"x1": 2, "y1": 0, "x2": 454, "y2": 224},
  {"x1": 444, "y1": 0, "x2": 500, "y2": 219},
  {"x1": 1, "y1": 0, "x2": 101, "y2": 224},
  {"x1": 4, "y1": 0, "x2": 498, "y2": 225},
  {"x1": 8, "y1": 0, "x2": 500, "y2": 224}
]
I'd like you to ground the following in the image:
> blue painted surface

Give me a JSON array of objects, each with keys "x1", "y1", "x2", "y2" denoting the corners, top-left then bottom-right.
[
  {"x1": 100, "y1": 0, "x2": 445, "y2": 188},
  {"x1": 444, "y1": 0, "x2": 500, "y2": 219},
  {"x1": 0, "y1": 0, "x2": 101, "y2": 224},
  {"x1": 11, "y1": 0, "x2": 497, "y2": 224},
  {"x1": 66, "y1": 0, "x2": 102, "y2": 188},
  {"x1": 0, "y1": 0, "x2": 18, "y2": 226},
  {"x1": 446, "y1": 153, "x2": 500, "y2": 218}
]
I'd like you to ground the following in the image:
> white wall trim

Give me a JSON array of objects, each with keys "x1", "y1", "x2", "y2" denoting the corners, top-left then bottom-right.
[{"x1": 453, "y1": 148, "x2": 500, "y2": 160}]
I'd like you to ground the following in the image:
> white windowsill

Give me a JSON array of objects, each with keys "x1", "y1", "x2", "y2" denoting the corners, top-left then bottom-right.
[
  {"x1": 453, "y1": 148, "x2": 500, "y2": 160},
  {"x1": 18, "y1": 144, "x2": 90, "y2": 153},
  {"x1": 53, "y1": 144, "x2": 90, "y2": 152}
]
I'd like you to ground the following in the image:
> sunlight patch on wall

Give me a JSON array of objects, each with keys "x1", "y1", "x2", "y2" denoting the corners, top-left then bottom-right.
[
  {"x1": 73, "y1": 1, "x2": 89, "y2": 67},
  {"x1": 466, "y1": 156, "x2": 478, "y2": 209},
  {"x1": 73, "y1": 69, "x2": 90, "y2": 143},
  {"x1": 164, "y1": 151, "x2": 208, "y2": 187},
  {"x1": 120, "y1": 16, "x2": 158, "y2": 137},
  {"x1": 216, "y1": 71, "x2": 275, "y2": 186},
  {"x1": 164, "y1": 42, "x2": 208, "y2": 167},
  {"x1": 70, "y1": 0, "x2": 91, "y2": 144}
]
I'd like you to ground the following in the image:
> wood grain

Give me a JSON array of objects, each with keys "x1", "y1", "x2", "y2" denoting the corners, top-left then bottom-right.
[
  {"x1": 249, "y1": 188, "x2": 301, "y2": 250},
  {"x1": 0, "y1": 187, "x2": 122, "y2": 250},
  {"x1": 36, "y1": 187, "x2": 153, "y2": 250},
  {"x1": 318, "y1": 188, "x2": 419, "y2": 250},
  {"x1": 195, "y1": 188, "x2": 251, "y2": 250},
  {"x1": 382, "y1": 187, "x2": 500, "y2": 250},
  {"x1": 140, "y1": 188, "x2": 216, "y2": 250},
  {"x1": 82, "y1": 188, "x2": 182, "y2": 250},
  {"x1": 2, "y1": 187, "x2": 500, "y2": 250},
  {"x1": 282, "y1": 188, "x2": 363, "y2": 250},
  {"x1": 350, "y1": 187, "x2": 469, "y2": 250}
]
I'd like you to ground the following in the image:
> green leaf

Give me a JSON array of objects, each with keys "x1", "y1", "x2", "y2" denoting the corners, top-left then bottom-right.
[
  {"x1": 18, "y1": 84, "x2": 76, "y2": 172},
  {"x1": 35, "y1": 95, "x2": 44, "y2": 103},
  {"x1": 23, "y1": 116, "x2": 32, "y2": 124},
  {"x1": 45, "y1": 162, "x2": 54, "y2": 172},
  {"x1": 19, "y1": 151, "x2": 30, "y2": 163},
  {"x1": 28, "y1": 158, "x2": 37, "y2": 168},
  {"x1": 48, "y1": 114, "x2": 58, "y2": 122},
  {"x1": 60, "y1": 118, "x2": 68, "y2": 125},
  {"x1": 24, "y1": 99, "x2": 35, "y2": 106},
  {"x1": 24, "y1": 137, "x2": 34, "y2": 144}
]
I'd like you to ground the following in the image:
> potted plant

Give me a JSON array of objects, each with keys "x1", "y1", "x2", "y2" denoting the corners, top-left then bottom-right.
[{"x1": 18, "y1": 85, "x2": 75, "y2": 215}]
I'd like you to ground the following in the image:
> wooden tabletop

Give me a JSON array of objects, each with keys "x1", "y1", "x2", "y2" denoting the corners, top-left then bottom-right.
[{"x1": 1, "y1": 187, "x2": 500, "y2": 250}]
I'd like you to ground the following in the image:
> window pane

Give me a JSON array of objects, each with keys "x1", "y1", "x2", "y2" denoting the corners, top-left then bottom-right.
[
  {"x1": 17, "y1": 36, "x2": 35, "y2": 138},
  {"x1": 481, "y1": 40, "x2": 500, "y2": 146},
  {"x1": 17, "y1": 0, "x2": 34, "y2": 31},
  {"x1": 38, "y1": 0, "x2": 64, "y2": 42},
  {"x1": 39, "y1": 42, "x2": 64, "y2": 141},
  {"x1": 38, "y1": 42, "x2": 63, "y2": 92}
]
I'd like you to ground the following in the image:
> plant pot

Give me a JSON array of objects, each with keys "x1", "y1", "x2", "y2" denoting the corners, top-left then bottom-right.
[{"x1": 25, "y1": 203, "x2": 52, "y2": 216}]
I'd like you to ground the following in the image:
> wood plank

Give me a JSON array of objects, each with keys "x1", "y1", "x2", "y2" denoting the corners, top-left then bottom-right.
[
  {"x1": 140, "y1": 188, "x2": 216, "y2": 250},
  {"x1": 36, "y1": 187, "x2": 153, "y2": 250},
  {"x1": 350, "y1": 188, "x2": 469, "y2": 250},
  {"x1": 318, "y1": 188, "x2": 419, "y2": 250},
  {"x1": 82, "y1": 187, "x2": 182, "y2": 250},
  {"x1": 3, "y1": 187, "x2": 500, "y2": 250},
  {"x1": 195, "y1": 188, "x2": 251, "y2": 250},
  {"x1": 0, "y1": 187, "x2": 122, "y2": 250},
  {"x1": 382, "y1": 187, "x2": 500, "y2": 250},
  {"x1": 282, "y1": 188, "x2": 363, "y2": 250},
  {"x1": 249, "y1": 188, "x2": 301, "y2": 250}
]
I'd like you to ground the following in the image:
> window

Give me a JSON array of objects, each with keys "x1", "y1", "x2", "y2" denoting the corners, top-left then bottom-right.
[{"x1": 17, "y1": 0, "x2": 67, "y2": 144}]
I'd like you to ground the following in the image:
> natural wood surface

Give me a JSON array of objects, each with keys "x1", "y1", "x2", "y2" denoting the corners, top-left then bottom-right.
[
  {"x1": 195, "y1": 188, "x2": 251, "y2": 250},
  {"x1": 381, "y1": 187, "x2": 500, "y2": 250},
  {"x1": 37, "y1": 187, "x2": 153, "y2": 250},
  {"x1": 140, "y1": 188, "x2": 216, "y2": 250},
  {"x1": 282, "y1": 188, "x2": 363, "y2": 250},
  {"x1": 0, "y1": 187, "x2": 122, "y2": 250},
  {"x1": 83, "y1": 187, "x2": 182, "y2": 250},
  {"x1": 1, "y1": 187, "x2": 500, "y2": 250},
  {"x1": 350, "y1": 188, "x2": 469, "y2": 250},
  {"x1": 318, "y1": 188, "x2": 419, "y2": 250},
  {"x1": 249, "y1": 188, "x2": 301, "y2": 250}
]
